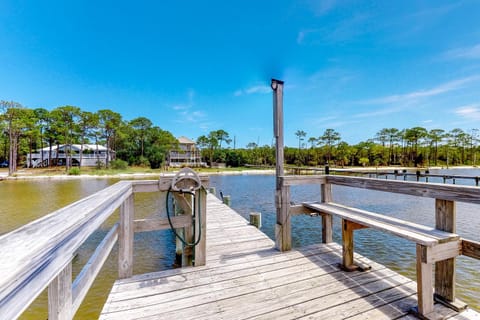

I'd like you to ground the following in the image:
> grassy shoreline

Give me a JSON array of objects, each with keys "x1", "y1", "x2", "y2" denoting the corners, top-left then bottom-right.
[
  {"x1": 0, "y1": 165, "x2": 477, "y2": 180},
  {"x1": 0, "y1": 166, "x2": 276, "y2": 180}
]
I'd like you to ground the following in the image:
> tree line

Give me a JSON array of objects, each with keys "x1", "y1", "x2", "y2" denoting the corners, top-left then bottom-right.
[
  {"x1": 289, "y1": 127, "x2": 480, "y2": 167},
  {"x1": 196, "y1": 127, "x2": 480, "y2": 168},
  {"x1": 0, "y1": 100, "x2": 177, "y2": 175},
  {"x1": 2, "y1": 99, "x2": 479, "y2": 175}
]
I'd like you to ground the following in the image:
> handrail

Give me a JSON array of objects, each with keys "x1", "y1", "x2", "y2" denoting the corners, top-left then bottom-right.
[
  {"x1": 0, "y1": 177, "x2": 208, "y2": 319},
  {"x1": 277, "y1": 174, "x2": 480, "y2": 316},
  {"x1": 281, "y1": 174, "x2": 480, "y2": 204}
]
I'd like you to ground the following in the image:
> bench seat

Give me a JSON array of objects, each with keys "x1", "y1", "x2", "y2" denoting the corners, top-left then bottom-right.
[
  {"x1": 301, "y1": 201, "x2": 462, "y2": 317},
  {"x1": 302, "y1": 202, "x2": 460, "y2": 247}
]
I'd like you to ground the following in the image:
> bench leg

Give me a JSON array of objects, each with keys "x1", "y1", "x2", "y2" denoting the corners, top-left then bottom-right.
[
  {"x1": 341, "y1": 219, "x2": 371, "y2": 272},
  {"x1": 416, "y1": 244, "x2": 434, "y2": 315},
  {"x1": 342, "y1": 219, "x2": 355, "y2": 270},
  {"x1": 322, "y1": 214, "x2": 332, "y2": 243}
]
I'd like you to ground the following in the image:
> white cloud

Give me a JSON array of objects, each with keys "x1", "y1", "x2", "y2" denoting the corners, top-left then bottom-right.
[
  {"x1": 170, "y1": 89, "x2": 210, "y2": 126},
  {"x1": 173, "y1": 104, "x2": 189, "y2": 110},
  {"x1": 297, "y1": 29, "x2": 320, "y2": 45},
  {"x1": 353, "y1": 105, "x2": 405, "y2": 118},
  {"x1": 444, "y1": 44, "x2": 480, "y2": 60},
  {"x1": 234, "y1": 84, "x2": 270, "y2": 96},
  {"x1": 233, "y1": 90, "x2": 243, "y2": 97},
  {"x1": 455, "y1": 105, "x2": 480, "y2": 121},
  {"x1": 305, "y1": 0, "x2": 340, "y2": 16},
  {"x1": 361, "y1": 76, "x2": 480, "y2": 105}
]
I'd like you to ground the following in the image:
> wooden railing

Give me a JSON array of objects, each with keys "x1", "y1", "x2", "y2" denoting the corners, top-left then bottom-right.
[
  {"x1": 275, "y1": 174, "x2": 480, "y2": 317},
  {"x1": 286, "y1": 165, "x2": 480, "y2": 186},
  {"x1": 0, "y1": 177, "x2": 208, "y2": 320}
]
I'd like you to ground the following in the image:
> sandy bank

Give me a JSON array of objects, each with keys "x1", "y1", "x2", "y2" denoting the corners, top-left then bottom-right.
[{"x1": 1, "y1": 169, "x2": 276, "y2": 180}]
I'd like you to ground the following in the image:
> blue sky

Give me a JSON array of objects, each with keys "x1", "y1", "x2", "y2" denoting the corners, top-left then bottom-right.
[{"x1": 1, "y1": 1, "x2": 480, "y2": 147}]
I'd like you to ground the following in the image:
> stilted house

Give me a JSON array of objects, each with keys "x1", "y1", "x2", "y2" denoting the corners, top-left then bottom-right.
[
  {"x1": 26, "y1": 144, "x2": 114, "y2": 168},
  {"x1": 167, "y1": 136, "x2": 204, "y2": 167}
]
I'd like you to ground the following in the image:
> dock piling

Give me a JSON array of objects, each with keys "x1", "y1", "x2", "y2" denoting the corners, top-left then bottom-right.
[
  {"x1": 222, "y1": 195, "x2": 231, "y2": 206},
  {"x1": 249, "y1": 212, "x2": 262, "y2": 228}
]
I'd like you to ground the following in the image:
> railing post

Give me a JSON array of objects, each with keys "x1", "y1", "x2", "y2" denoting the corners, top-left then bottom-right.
[
  {"x1": 416, "y1": 244, "x2": 434, "y2": 315},
  {"x1": 435, "y1": 199, "x2": 455, "y2": 302},
  {"x1": 194, "y1": 187, "x2": 207, "y2": 266},
  {"x1": 48, "y1": 262, "x2": 72, "y2": 320},
  {"x1": 173, "y1": 193, "x2": 194, "y2": 266},
  {"x1": 321, "y1": 183, "x2": 333, "y2": 243},
  {"x1": 434, "y1": 199, "x2": 466, "y2": 311},
  {"x1": 119, "y1": 193, "x2": 134, "y2": 279}
]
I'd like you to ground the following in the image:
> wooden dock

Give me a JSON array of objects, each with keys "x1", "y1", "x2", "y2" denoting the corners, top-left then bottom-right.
[{"x1": 100, "y1": 195, "x2": 479, "y2": 320}]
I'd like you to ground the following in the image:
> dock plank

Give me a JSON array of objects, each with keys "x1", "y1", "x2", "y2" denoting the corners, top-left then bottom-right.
[{"x1": 100, "y1": 194, "x2": 479, "y2": 320}]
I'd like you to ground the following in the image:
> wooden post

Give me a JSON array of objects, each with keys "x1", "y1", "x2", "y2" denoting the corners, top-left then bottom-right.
[
  {"x1": 275, "y1": 185, "x2": 291, "y2": 251},
  {"x1": 193, "y1": 187, "x2": 207, "y2": 266},
  {"x1": 182, "y1": 193, "x2": 194, "y2": 267},
  {"x1": 434, "y1": 199, "x2": 466, "y2": 311},
  {"x1": 48, "y1": 262, "x2": 72, "y2": 320},
  {"x1": 416, "y1": 244, "x2": 434, "y2": 315},
  {"x1": 119, "y1": 193, "x2": 134, "y2": 279},
  {"x1": 250, "y1": 212, "x2": 262, "y2": 228},
  {"x1": 321, "y1": 183, "x2": 333, "y2": 243},
  {"x1": 209, "y1": 187, "x2": 216, "y2": 195},
  {"x1": 222, "y1": 195, "x2": 231, "y2": 206},
  {"x1": 435, "y1": 199, "x2": 456, "y2": 302},
  {"x1": 174, "y1": 198, "x2": 184, "y2": 267},
  {"x1": 272, "y1": 79, "x2": 290, "y2": 251},
  {"x1": 342, "y1": 219, "x2": 354, "y2": 270}
]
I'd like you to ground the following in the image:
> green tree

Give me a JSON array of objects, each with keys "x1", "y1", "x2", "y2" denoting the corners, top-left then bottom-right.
[
  {"x1": 428, "y1": 129, "x2": 445, "y2": 166},
  {"x1": 77, "y1": 111, "x2": 99, "y2": 168},
  {"x1": 33, "y1": 108, "x2": 50, "y2": 167},
  {"x1": 196, "y1": 135, "x2": 217, "y2": 165},
  {"x1": 130, "y1": 117, "x2": 153, "y2": 158},
  {"x1": 404, "y1": 127, "x2": 427, "y2": 166},
  {"x1": 295, "y1": 130, "x2": 306, "y2": 150},
  {"x1": 98, "y1": 109, "x2": 122, "y2": 167},
  {"x1": 0, "y1": 101, "x2": 31, "y2": 175},
  {"x1": 196, "y1": 130, "x2": 231, "y2": 165},
  {"x1": 213, "y1": 129, "x2": 231, "y2": 148},
  {"x1": 319, "y1": 128, "x2": 341, "y2": 163},
  {"x1": 375, "y1": 128, "x2": 388, "y2": 162},
  {"x1": 23, "y1": 109, "x2": 37, "y2": 168},
  {"x1": 307, "y1": 137, "x2": 317, "y2": 149},
  {"x1": 144, "y1": 126, "x2": 177, "y2": 168},
  {"x1": 51, "y1": 106, "x2": 81, "y2": 171}
]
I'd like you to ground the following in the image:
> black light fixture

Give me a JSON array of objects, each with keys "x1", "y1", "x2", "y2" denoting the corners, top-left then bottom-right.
[{"x1": 271, "y1": 78, "x2": 284, "y2": 91}]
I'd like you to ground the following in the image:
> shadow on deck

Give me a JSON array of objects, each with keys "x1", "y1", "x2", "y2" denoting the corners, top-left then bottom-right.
[{"x1": 100, "y1": 195, "x2": 479, "y2": 320}]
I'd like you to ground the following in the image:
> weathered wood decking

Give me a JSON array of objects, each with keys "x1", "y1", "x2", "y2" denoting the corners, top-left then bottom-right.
[{"x1": 100, "y1": 194, "x2": 479, "y2": 320}]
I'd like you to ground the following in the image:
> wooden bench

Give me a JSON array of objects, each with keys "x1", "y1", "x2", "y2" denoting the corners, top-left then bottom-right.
[{"x1": 302, "y1": 201, "x2": 462, "y2": 316}]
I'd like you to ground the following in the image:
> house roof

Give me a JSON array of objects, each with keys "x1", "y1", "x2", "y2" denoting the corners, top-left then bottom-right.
[
  {"x1": 178, "y1": 136, "x2": 195, "y2": 144},
  {"x1": 37, "y1": 144, "x2": 109, "y2": 152}
]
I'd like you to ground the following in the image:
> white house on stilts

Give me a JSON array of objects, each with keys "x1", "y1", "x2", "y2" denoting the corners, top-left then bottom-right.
[{"x1": 26, "y1": 144, "x2": 114, "y2": 168}]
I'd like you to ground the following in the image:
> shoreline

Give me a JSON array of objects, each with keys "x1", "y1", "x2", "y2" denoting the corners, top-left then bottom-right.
[
  {"x1": 1, "y1": 166, "x2": 478, "y2": 181},
  {"x1": 0, "y1": 169, "x2": 277, "y2": 180}
]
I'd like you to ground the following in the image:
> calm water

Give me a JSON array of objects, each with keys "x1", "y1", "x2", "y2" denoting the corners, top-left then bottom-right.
[
  {"x1": 0, "y1": 170, "x2": 479, "y2": 318},
  {"x1": 0, "y1": 178, "x2": 177, "y2": 319},
  {"x1": 209, "y1": 169, "x2": 480, "y2": 311}
]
